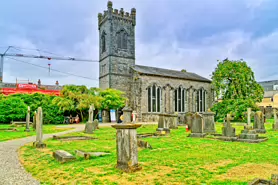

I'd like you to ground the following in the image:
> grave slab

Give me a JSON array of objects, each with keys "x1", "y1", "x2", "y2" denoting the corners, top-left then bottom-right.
[{"x1": 53, "y1": 150, "x2": 76, "y2": 163}]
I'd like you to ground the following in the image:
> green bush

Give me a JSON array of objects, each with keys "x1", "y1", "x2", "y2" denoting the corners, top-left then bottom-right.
[
  {"x1": 0, "y1": 97, "x2": 27, "y2": 123},
  {"x1": 0, "y1": 93, "x2": 64, "y2": 124},
  {"x1": 211, "y1": 99, "x2": 259, "y2": 122}
]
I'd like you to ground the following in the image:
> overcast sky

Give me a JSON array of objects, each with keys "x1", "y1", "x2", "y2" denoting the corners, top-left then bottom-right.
[{"x1": 1, "y1": 0, "x2": 278, "y2": 87}]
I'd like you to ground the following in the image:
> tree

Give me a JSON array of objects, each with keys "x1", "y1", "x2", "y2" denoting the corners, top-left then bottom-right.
[
  {"x1": 99, "y1": 88, "x2": 126, "y2": 110},
  {"x1": 211, "y1": 58, "x2": 264, "y2": 121}
]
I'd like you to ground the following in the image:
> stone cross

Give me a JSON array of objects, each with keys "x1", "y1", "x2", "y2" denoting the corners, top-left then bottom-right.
[
  {"x1": 88, "y1": 104, "x2": 95, "y2": 123},
  {"x1": 33, "y1": 111, "x2": 37, "y2": 130},
  {"x1": 33, "y1": 107, "x2": 46, "y2": 148},
  {"x1": 222, "y1": 114, "x2": 236, "y2": 138},
  {"x1": 25, "y1": 106, "x2": 30, "y2": 132},
  {"x1": 111, "y1": 123, "x2": 142, "y2": 172}
]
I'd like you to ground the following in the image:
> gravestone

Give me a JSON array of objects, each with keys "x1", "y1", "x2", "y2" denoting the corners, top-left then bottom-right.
[
  {"x1": 265, "y1": 106, "x2": 273, "y2": 119},
  {"x1": 238, "y1": 122, "x2": 267, "y2": 143},
  {"x1": 111, "y1": 124, "x2": 142, "y2": 172},
  {"x1": 273, "y1": 108, "x2": 278, "y2": 131},
  {"x1": 156, "y1": 114, "x2": 171, "y2": 134},
  {"x1": 188, "y1": 113, "x2": 206, "y2": 138},
  {"x1": 254, "y1": 111, "x2": 266, "y2": 133},
  {"x1": 25, "y1": 106, "x2": 30, "y2": 132},
  {"x1": 219, "y1": 114, "x2": 237, "y2": 141},
  {"x1": 202, "y1": 112, "x2": 216, "y2": 134},
  {"x1": 33, "y1": 107, "x2": 46, "y2": 148},
  {"x1": 84, "y1": 105, "x2": 95, "y2": 134},
  {"x1": 92, "y1": 119, "x2": 99, "y2": 130},
  {"x1": 53, "y1": 150, "x2": 76, "y2": 163},
  {"x1": 185, "y1": 112, "x2": 193, "y2": 129},
  {"x1": 32, "y1": 111, "x2": 36, "y2": 130}
]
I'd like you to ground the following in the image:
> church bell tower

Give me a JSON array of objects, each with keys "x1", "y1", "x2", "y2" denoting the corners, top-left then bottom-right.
[{"x1": 98, "y1": 1, "x2": 136, "y2": 99}]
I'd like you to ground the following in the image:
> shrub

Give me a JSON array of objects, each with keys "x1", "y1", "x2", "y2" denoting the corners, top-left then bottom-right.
[{"x1": 0, "y1": 97, "x2": 27, "y2": 123}]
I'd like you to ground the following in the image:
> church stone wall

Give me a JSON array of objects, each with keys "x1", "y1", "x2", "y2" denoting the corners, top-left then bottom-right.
[{"x1": 133, "y1": 74, "x2": 212, "y2": 122}]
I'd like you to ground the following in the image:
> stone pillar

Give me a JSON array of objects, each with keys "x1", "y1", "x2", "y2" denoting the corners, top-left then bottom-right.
[
  {"x1": 111, "y1": 124, "x2": 142, "y2": 172},
  {"x1": 33, "y1": 111, "x2": 37, "y2": 130},
  {"x1": 25, "y1": 106, "x2": 30, "y2": 132},
  {"x1": 85, "y1": 105, "x2": 95, "y2": 134},
  {"x1": 33, "y1": 107, "x2": 46, "y2": 148},
  {"x1": 247, "y1": 108, "x2": 251, "y2": 125}
]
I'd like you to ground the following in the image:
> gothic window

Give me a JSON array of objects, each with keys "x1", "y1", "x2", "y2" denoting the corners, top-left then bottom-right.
[
  {"x1": 174, "y1": 87, "x2": 187, "y2": 112},
  {"x1": 101, "y1": 32, "x2": 106, "y2": 53},
  {"x1": 196, "y1": 88, "x2": 206, "y2": 112},
  {"x1": 147, "y1": 85, "x2": 161, "y2": 113},
  {"x1": 117, "y1": 30, "x2": 128, "y2": 49}
]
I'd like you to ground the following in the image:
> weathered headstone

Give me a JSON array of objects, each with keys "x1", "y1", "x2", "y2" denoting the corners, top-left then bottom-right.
[
  {"x1": 220, "y1": 114, "x2": 237, "y2": 140},
  {"x1": 32, "y1": 111, "x2": 37, "y2": 130},
  {"x1": 53, "y1": 150, "x2": 76, "y2": 163},
  {"x1": 25, "y1": 106, "x2": 30, "y2": 132},
  {"x1": 92, "y1": 119, "x2": 99, "y2": 130},
  {"x1": 273, "y1": 108, "x2": 278, "y2": 131},
  {"x1": 265, "y1": 106, "x2": 273, "y2": 119},
  {"x1": 156, "y1": 114, "x2": 171, "y2": 134},
  {"x1": 202, "y1": 112, "x2": 216, "y2": 134},
  {"x1": 33, "y1": 107, "x2": 46, "y2": 148},
  {"x1": 188, "y1": 113, "x2": 206, "y2": 137},
  {"x1": 111, "y1": 124, "x2": 142, "y2": 172},
  {"x1": 238, "y1": 121, "x2": 268, "y2": 143},
  {"x1": 254, "y1": 111, "x2": 266, "y2": 133}
]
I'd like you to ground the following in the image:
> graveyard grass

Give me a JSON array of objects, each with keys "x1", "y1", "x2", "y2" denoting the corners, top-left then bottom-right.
[
  {"x1": 0, "y1": 124, "x2": 73, "y2": 142},
  {"x1": 19, "y1": 122, "x2": 278, "y2": 185}
]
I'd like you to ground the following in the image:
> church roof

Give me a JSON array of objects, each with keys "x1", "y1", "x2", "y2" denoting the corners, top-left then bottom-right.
[{"x1": 132, "y1": 65, "x2": 211, "y2": 83}]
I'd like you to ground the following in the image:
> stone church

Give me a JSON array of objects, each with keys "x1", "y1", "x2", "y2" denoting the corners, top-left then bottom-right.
[{"x1": 98, "y1": 1, "x2": 213, "y2": 122}]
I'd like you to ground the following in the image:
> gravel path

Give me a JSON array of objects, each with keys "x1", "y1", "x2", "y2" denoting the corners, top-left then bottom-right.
[
  {"x1": 0, "y1": 122, "x2": 155, "y2": 185},
  {"x1": 0, "y1": 124, "x2": 85, "y2": 185}
]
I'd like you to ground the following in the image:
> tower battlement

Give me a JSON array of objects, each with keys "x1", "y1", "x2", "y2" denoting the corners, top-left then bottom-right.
[{"x1": 98, "y1": 1, "x2": 136, "y2": 29}]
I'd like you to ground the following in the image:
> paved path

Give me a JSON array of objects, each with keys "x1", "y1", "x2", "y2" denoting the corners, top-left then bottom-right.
[{"x1": 0, "y1": 122, "x2": 155, "y2": 185}]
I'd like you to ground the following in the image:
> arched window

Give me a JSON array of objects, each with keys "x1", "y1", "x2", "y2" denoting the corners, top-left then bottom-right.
[
  {"x1": 196, "y1": 88, "x2": 207, "y2": 112},
  {"x1": 147, "y1": 85, "x2": 161, "y2": 113},
  {"x1": 101, "y1": 32, "x2": 106, "y2": 53},
  {"x1": 174, "y1": 87, "x2": 187, "y2": 112},
  {"x1": 117, "y1": 30, "x2": 128, "y2": 49}
]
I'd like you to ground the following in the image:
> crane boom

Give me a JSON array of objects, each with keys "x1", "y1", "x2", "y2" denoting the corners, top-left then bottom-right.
[
  {"x1": 0, "y1": 49, "x2": 98, "y2": 82},
  {"x1": 3, "y1": 53, "x2": 96, "y2": 62}
]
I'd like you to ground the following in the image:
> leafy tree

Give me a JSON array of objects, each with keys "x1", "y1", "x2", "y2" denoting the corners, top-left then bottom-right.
[
  {"x1": 100, "y1": 88, "x2": 126, "y2": 110},
  {"x1": 0, "y1": 97, "x2": 27, "y2": 123},
  {"x1": 211, "y1": 58, "x2": 264, "y2": 121}
]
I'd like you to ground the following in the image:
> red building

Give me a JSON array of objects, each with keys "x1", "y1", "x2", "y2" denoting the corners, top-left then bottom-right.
[{"x1": 0, "y1": 82, "x2": 61, "y2": 96}]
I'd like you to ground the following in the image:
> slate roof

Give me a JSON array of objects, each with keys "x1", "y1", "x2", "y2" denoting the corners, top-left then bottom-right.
[{"x1": 132, "y1": 65, "x2": 211, "y2": 83}]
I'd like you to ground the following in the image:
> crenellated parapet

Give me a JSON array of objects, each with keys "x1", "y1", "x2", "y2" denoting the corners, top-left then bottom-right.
[{"x1": 98, "y1": 1, "x2": 136, "y2": 29}]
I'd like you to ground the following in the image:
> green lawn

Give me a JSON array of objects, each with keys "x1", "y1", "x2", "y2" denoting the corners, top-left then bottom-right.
[
  {"x1": 19, "y1": 122, "x2": 278, "y2": 185},
  {"x1": 0, "y1": 124, "x2": 72, "y2": 142}
]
